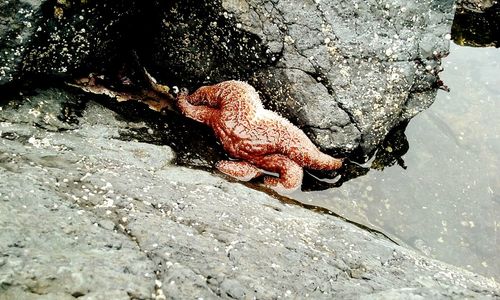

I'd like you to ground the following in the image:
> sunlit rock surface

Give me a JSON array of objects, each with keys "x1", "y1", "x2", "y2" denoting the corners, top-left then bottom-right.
[{"x1": 1, "y1": 89, "x2": 499, "y2": 299}]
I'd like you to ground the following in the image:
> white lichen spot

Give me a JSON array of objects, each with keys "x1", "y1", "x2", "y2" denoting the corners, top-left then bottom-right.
[
  {"x1": 389, "y1": 73, "x2": 400, "y2": 82},
  {"x1": 284, "y1": 35, "x2": 295, "y2": 44},
  {"x1": 28, "y1": 136, "x2": 51, "y2": 148}
]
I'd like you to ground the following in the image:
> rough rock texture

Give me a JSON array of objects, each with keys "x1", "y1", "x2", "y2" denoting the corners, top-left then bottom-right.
[
  {"x1": 141, "y1": 0, "x2": 455, "y2": 154},
  {"x1": 0, "y1": 0, "x2": 43, "y2": 85},
  {"x1": 0, "y1": 0, "x2": 137, "y2": 85},
  {"x1": 1, "y1": 89, "x2": 499, "y2": 299},
  {"x1": 2, "y1": 0, "x2": 454, "y2": 156},
  {"x1": 230, "y1": 0, "x2": 454, "y2": 153}
]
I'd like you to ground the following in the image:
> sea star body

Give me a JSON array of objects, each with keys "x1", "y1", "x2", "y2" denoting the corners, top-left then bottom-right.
[{"x1": 177, "y1": 80, "x2": 342, "y2": 192}]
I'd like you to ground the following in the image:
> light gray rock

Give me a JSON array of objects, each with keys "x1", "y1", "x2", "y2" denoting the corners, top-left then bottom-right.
[{"x1": 0, "y1": 89, "x2": 498, "y2": 299}]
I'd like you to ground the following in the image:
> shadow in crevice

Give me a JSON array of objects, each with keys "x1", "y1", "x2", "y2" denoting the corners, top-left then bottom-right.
[
  {"x1": 132, "y1": 0, "x2": 276, "y2": 90},
  {"x1": 93, "y1": 96, "x2": 228, "y2": 170},
  {"x1": 1, "y1": 70, "x2": 413, "y2": 194},
  {"x1": 105, "y1": 96, "x2": 412, "y2": 193},
  {"x1": 452, "y1": 1, "x2": 500, "y2": 47}
]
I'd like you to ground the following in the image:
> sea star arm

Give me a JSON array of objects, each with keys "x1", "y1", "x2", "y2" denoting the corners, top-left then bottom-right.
[
  {"x1": 177, "y1": 90, "x2": 218, "y2": 125},
  {"x1": 184, "y1": 85, "x2": 223, "y2": 107},
  {"x1": 215, "y1": 160, "x2": 263, "y2": 181},
  {"x1": 286, "y1": 144, "x2": 343, "y2": 171},
  {"x1": 251, "y1": 154, "x2": 304, "y2": 192}
]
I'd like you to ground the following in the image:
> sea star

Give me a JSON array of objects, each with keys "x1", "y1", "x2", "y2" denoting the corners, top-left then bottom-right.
[{"x1": 177, "y1": 80, "x2": 343, "y2": 192}]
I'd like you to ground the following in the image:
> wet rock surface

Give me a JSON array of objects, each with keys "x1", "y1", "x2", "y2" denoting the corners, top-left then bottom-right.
[
  {"x1": 0, "y1": 0, "x2": 42, "y2": 85},
  {"x1": 453, "y1": 0, "x2": 500, "y2": 47},
  {"x1": 1, "y1": 89, "x2": 499, "y2": 299},
  {"x1": 0, "y1": 0, "x2": 137, "y2": 85},
  {"x1": 140, "y1": 0, "x2": 454, "y2": 154},
  {"x1": 1, "y1": 0, "x2": 454, "y2": 156}
]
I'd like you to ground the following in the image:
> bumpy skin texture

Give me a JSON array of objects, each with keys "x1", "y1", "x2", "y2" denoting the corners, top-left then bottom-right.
[{"x1": 177, "y1": 81, "x2": 343, "y2": 192}]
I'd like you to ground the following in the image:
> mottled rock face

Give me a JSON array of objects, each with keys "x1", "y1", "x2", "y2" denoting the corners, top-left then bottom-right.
[
  {"x1": 133, "y1": 0, "x2": 272, "y2": 87},
  {"x1": 222, "y1": 0, "x2": 455, "y2": 154},
  {"x1": 0, "y1": 88, "x2": 499, "y2": 299},
  {"x1": 0, "y1": 0, "x2": 42, "y2": 85},
  {"x1": 136, "y1": 0, "x2": 455, "y2": 156},
  {"x1": 0, "y1": 0, "x2": 138, "y2": 85},
  {"x1": 1, "y1": 0, "x2": 453, "y2": 156}
]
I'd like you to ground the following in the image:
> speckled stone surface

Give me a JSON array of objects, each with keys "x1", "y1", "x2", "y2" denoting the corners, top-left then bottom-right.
[
  {"x1": 0, "y1": 89, "x2": 498, "y2": 299},
  {"x1": 2, "y1": 0, "x2": 454, "y2": 156},
  {"x1": 141, "y1": 0, "x2": 455, "y2": 154}
]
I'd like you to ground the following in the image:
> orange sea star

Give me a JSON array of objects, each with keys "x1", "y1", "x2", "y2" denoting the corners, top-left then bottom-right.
[{"x1": 177, "y1": 80, "x2": 343, "y2": 192}]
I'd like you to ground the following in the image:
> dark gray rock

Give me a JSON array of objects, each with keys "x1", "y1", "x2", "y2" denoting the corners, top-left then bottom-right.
[
  {"x1": 0, "y1": 0, "x2": 43, "y2": 85},
  {"x1": 0, "y1": 0, "x2": 138, "y2": 85},
  {"x1": 20, "y1": 1, "x2": 139, "y2": 78},
  {"x1": 1, "y1": 89, "x2": 498, "y2": 299},
  {"x1": 224, "y1": 0, "x2": 455, "y2": 154},
  {"x1": 2, "y1": 0, "x2": 454, "y2": 156},
  {"x1": 452, "y1": 0, "x2": 499, "y2": 47},
  {"x1": 140, "y1": 0, "x2": 455, "y2": 154}
]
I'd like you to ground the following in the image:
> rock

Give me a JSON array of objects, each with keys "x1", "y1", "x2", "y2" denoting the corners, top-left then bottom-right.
[
  {"x1": 220, "y1": 279, "x2": 246, "y2": 299},
  {"x1": 453, "y1": 0, "x2": 499, "y2": 47},
  {"x1": 21, "y1": 0, "x2": 140, "y2": 78},
  {"x1": 2, "y1": 0, "x2": 454, "y2": 156},
  {"x1": 0, "y1": 0, "x2": 138, "y2": 86},
  {"x1": 1, "y1": 88, "x2": 499, "y2": 299},
  {"x1": 140, "y1": 0, "x2": 455, "y2": 155},
  {"x1": 456, "y1": 0, "x2": 496, "y2": 12},
  {"x1": 0, "y1": 0, "x2": 43, "y2": 85}
]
